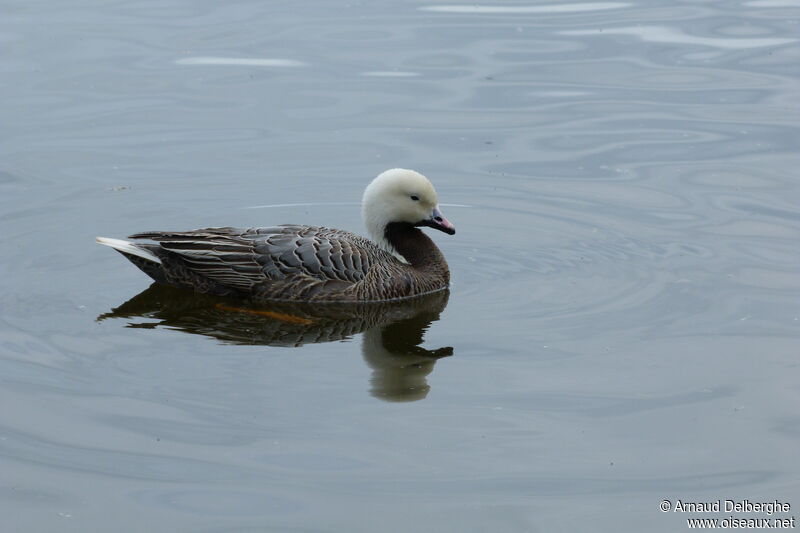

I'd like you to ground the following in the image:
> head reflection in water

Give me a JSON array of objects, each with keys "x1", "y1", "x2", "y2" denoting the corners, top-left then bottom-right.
[
  {"x1": 361, "y1": 310, "x2": 452, "y2": 401},
  {"x1": 98, "y1": 285, "x2": 452, "y2": 402}
]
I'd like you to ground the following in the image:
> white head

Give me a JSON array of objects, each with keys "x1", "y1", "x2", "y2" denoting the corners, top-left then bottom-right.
[{"x1": 362, "y1": 169, "x2": 455, "y2": 256}]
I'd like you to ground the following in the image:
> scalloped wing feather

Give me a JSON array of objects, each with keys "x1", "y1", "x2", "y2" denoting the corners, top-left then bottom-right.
[{"x1": 129, "y1": 225, "x2": 385, "y2": 294}]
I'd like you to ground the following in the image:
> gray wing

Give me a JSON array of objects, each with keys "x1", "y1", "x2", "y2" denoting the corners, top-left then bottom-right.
[{"x1": 129, "y1": 225, "x2": 382, "y2": 292}]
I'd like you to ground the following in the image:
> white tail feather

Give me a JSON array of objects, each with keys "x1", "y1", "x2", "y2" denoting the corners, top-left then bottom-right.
[{"x1": 96, "y1": 237, "x2": 162, "y2": 264}]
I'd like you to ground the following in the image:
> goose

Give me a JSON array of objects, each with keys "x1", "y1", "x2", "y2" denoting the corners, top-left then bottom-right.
[{"x1": 96, "y1": 168, "x2": 455, "y2": 302}]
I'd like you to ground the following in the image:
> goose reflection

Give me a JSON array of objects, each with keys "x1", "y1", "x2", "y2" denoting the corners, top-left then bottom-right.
[{"x1": 98, "y1": 285, "x2": 452, "y2": 401}]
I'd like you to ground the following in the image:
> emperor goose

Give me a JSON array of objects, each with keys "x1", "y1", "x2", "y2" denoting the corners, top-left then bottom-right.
[{"x1": 96, "y1": 168, "x2": 455, "y2": 302}]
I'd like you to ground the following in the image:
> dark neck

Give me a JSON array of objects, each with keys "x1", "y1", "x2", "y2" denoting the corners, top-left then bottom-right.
[{"x1": 384, "y1": 222, "x2": 448, "y2": 272}]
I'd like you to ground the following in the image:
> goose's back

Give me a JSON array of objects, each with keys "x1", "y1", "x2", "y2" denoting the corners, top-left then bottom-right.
[
  {"x1": 249, "y1": 225, "x2": 380, "y2": 282},
  {"x1": 131, "y1": 225, "x2": 412, "y2": 301}
]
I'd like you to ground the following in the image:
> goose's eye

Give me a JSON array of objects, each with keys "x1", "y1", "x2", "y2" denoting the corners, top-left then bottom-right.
[{"x1": 410, "y1": 195, "x2": 420, "y2": 201}]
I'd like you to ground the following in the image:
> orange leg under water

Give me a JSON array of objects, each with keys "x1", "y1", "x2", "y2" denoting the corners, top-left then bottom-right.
[{"x1": 215, "y1": 304, "x2": 315, "y2": 325}]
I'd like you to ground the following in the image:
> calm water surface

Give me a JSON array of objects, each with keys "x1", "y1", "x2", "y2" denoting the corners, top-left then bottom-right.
[{"x1": 1, "y1": 1, "x2": 799, "y2": 531}]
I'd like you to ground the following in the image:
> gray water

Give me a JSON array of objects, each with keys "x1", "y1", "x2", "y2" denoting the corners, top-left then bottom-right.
[{"x1": 2, "y1": 1, "x2": 799, "y2": 531}]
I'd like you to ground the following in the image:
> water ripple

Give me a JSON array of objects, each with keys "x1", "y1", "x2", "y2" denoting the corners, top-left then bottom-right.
[
  {"x1": 420, "y1": 3, "x2": 631, "y2": 14},
  {"x1": 175, "y1": 57, "x2": 307, "y2": 67},
  {"x1": 561, "y1": 26, "x2": 796, "y2": 49},
  {"x1": 0, "y1": 429, "x2": 251, "y2": 482}
]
